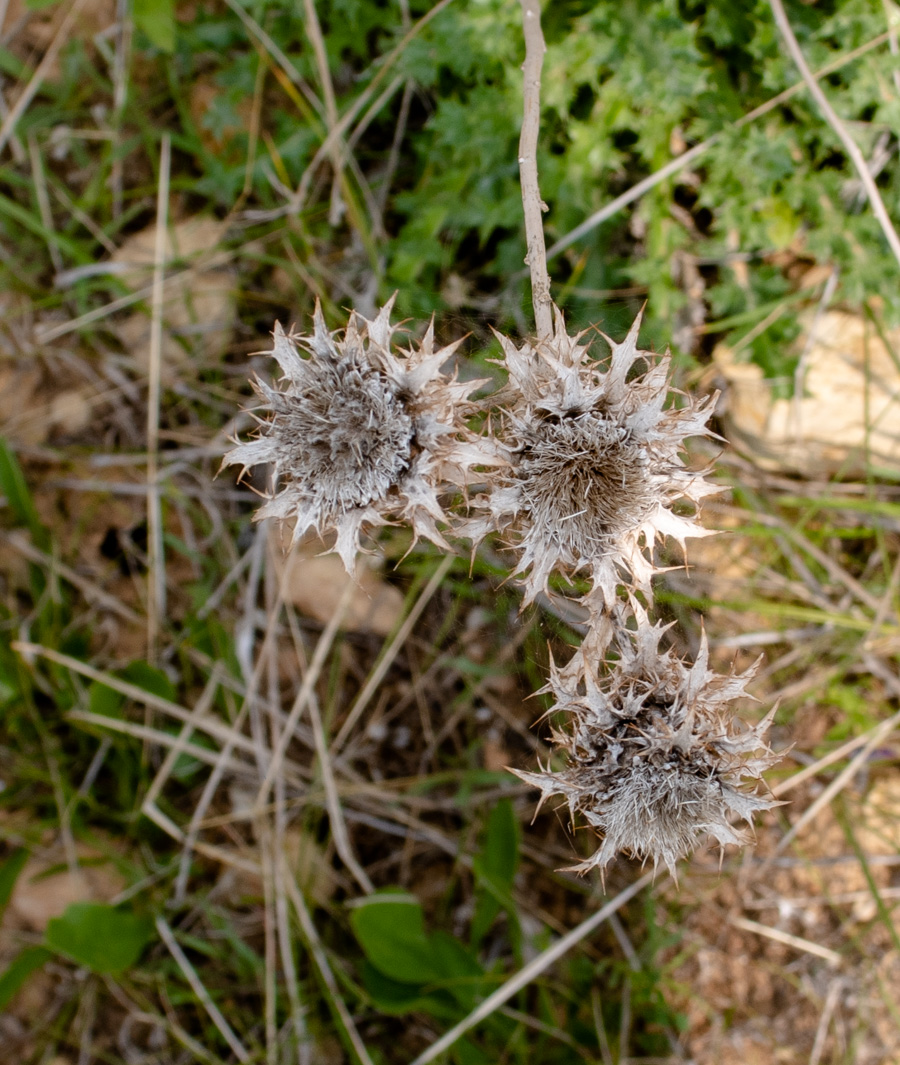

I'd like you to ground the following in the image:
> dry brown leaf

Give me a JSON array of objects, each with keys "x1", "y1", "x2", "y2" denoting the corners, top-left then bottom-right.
[
  {"x1": 271, "y1": 530, "x2": 405, "y2": 637},
  {"x1": 715, "y1": 309, "x2": 900, "y2": 477},
  {"x1": 111, "y1": 216, "x2": 235, "y2": 374}
]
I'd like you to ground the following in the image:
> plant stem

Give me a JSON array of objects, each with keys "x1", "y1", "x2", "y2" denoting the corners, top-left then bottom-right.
[{"x1": 518, "y1": 0, "x2": 553, "y2": 340}]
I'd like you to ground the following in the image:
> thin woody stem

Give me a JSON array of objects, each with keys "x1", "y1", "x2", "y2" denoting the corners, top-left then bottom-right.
[{"x1": 518, "y1": 0, "x2": 553, "y2": 340}]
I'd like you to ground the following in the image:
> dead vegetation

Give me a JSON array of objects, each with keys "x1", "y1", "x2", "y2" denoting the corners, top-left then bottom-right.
[{"x1": 0, "y1": 2, "x2": 898, "y2": 1064}]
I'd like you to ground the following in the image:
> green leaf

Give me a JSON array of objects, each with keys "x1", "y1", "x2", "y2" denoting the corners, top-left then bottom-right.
[
  {"x1": 134, "y1": 0, "x2": 176, "y2": 53},
  {"x1": 0, "y1": 947, "x2": 51, "y2": 1010},
  {"x1": 120, "y1": 661, "x2": 176, "y2": 704},
  {"x1": 430, "y1": 931, "x2": 485, "y2": 1010},
  {"x1": 350, "y1": 894, "x2": 441, "y2": 985},
  {"x1": 478, "y1": 799, "x2": 519, "y2": 887},
  {"x1": 359, "y1": 961, "x2": 458, "y2": 1019},
  {"x1": 88, "y1": 681, "x2": 123, "y2": 720},
  {"x1": 0, "y1": 437, "x2": 45, "y2": 546},
  {"x1": 471, "y1": 799, "x2": 519, "y2": 946},
  {"x1": 351, "y1": 891, "x2": 485, "y2": 1014},
  {"x1": 45, "y1": 903, "x2": 153, "y2": 974},
  {"x1": 0, "y1": 849, "x2": 28, "y2": 924}
]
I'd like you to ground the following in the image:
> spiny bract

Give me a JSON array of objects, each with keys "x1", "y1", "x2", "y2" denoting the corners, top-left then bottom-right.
[
  {"x1": 468, "y1": 307, "x2": 719, "y2": 611},
  {"x1": 223, "y1": 297, "x2": 492, "y2": 570},
  {"x1": 516, "y1": 608, "x2": 781, "y2": 877}
]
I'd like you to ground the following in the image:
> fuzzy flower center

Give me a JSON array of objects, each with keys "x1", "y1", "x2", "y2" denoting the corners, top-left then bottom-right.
[
  {"x1": 602, "y1": 759, "x2": 723, "y2": 856},
  {"x1": 517, "y1": 412, "x2": 652, "y2": 559},
  {"x1": 570, "y1": 701, "x2": 727, "y2": 853},
  {"x1": 273, "y1": 360, "x2": 414, "y2": 511}
]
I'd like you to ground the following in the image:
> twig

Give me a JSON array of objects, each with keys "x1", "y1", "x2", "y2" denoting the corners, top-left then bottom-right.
[
  {"x1": 147, "y1": 134, "x2": 171, "y2": 661},
  {"x1": 155, "y1": 917, "x2": 251, "y2": 1063},
  {"x1": 285, "y1": 606, "x2": 374, "y2": 894},
  {"x1": 767, "y1": 0, "x2": 900, "y2": 268},
  {"x1": 409, "y1": 871, "x2": 654, "y2": 1065},
  {"x1": 809, "y1": 977, "x2": 843, "y2": 1065},
  {"x1": 518, "y1": 0, "x2": 552, "y2": 340},
  {"x1": 14, "y1": 642, "x2": 267, "y2": 761},
  {"x1": 221, "y1": 0, "x2": 325, "y2": 119},
  {"x1": 111, "y1": 0, "x2": 131, "y2": 220},
  {"x1": 301, "y1": 0, "x2": 345, "y2": 224},
  {"x1": 729, "y1": 916, "x2": 842, "y2": 966},
  {"x1": 283, "y1": 873, "x2": 377, "y2": 1065},
  {"x1": 2, "y1": 531, "x2": 140, "y2": 622},
  {"x1": 0, "y1": 0, "x2": 91, "y2": 157},
  {"x1": 883, "y1": 0, "x2": 900, "y2": 96},
  {"x1": 332, "y1": 554, "x2": 454, "y2": 751},
  {"x1": 255, "y1": 577, "x2": 356, "y2": 807},
  {"x1": 27, "y1": 134, "x2": 63, "y2": 274},
  {"x1": 762, "y1": 702, "x2": 900, "y2": 870},
  {"x1": 792, "y1": 266, "x2": 840, "y2": 441},
  {"x1": 375, "y1": 79, "x2": 414, "y2": 212},
  {"x1": 291, "y1": 0, "x2": 456, "y2": 213}
]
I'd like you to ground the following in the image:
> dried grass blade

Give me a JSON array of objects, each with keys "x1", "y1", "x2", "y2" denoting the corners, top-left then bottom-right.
[
  {"x1": 409, "y1": 871, "x2": 654, "y2": 1065},
  {"x1": 155, "y1": 917, "x2": 252, "y2": 1063}
]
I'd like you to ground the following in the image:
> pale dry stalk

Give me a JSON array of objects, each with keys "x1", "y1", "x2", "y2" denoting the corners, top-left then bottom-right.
[
  {"x1": 768, "y1": 0, "x2": 900, "y2": 268},
  {"x1": 518, "y1": 0, "x2": 553, "y2": 340}
]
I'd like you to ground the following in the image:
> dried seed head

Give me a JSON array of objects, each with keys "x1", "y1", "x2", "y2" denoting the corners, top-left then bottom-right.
[
  {"x1": 516, "y1": 608, "x2": 781, "y2": 878},
  {"x1": 469, "y1": 307, "x2": 719, "y2": 609},
  {"x1": 224, "y1": 297, "x2": 492, "y2": 569}
]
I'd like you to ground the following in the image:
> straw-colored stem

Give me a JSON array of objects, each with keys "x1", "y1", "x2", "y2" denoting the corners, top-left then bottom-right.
[{"x1": 518, "y1": 0, "x2": 552, "y2": 340}]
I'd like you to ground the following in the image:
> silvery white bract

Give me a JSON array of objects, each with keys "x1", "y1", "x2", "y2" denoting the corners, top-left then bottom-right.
[
  {"x1": 468, "y1": 308, "x2": 719, "y2": 612},
  {"x1": 223, "y1": 297, "x2": 493, "y2": 570},
  {"x1": 516, "y1": 607, "x2": 781, "y2": 878}
]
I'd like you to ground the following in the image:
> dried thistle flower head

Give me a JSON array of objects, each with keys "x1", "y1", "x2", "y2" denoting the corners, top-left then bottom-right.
[
  {"x1": 224, "y1": 297, "x2": 492, "y2": 570},
  {"x1": 516, "y1": 609, "x2": 781, "y2": 878},
  {"x1": 469, "y1": 307, "x2": 719, "y2": 609}
]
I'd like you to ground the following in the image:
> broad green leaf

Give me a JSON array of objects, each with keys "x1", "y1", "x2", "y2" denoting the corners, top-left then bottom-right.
[
  {"x1": 350, "y1": 895, "x2": 440, "y2": 985},
  {"x1": 430, "y1": 931, "x2": 485, "y2": 1010},
  {"x1": 120, "y1": 662, "x2": 176, "y2": 704},
  {"x1": 358, "y1": 961, "x2": 458, "y2": 1019},
  {"x1": 0, "y1": 947, "x2": 51, "y2": 1010},
  {"x1": 88, "y1": 681, "x2": 123, "y2": 719},
  {"x1": 45, "y1": 903, "x2": 153, "y2": 974},
  {"x1": 454, "y1": 1037, "x2": 492, "y2": 1065},
  {"x1": 0, "y1": 849, "x2": 28, "y2": 924},
  {"x1": 134, "y1": 0, "x2": 176, "y2": 53}
]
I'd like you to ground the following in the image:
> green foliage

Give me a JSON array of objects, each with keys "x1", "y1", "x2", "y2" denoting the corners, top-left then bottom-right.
[
  {"x1": 133, "y1": 0, "x2": 177, "y2": 53},
  {"x1": 0, "y1": 438, "x2": 46, "y2": 548},
  {"x1": 44, "y1": 902, "x2": 154, "y2": 974},
  {"x1": 0, "y1": 859, "x2": 151, "y2": 1006},
  {"x1": 4, "y1": 0, "x2": 898, "y2": 375},
  {"x1": 0, "y1": 948, "x2": 52, "y2": 1011},
  {"x1": 0, "y1": 1, "x2": 896, "y2": 1060},
  {"x1": 0, "y1": 848, "x2": 28, "y2": 923},
  {"x1": 471, "y1": 798, "x2": 520, "y2": 948}
]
